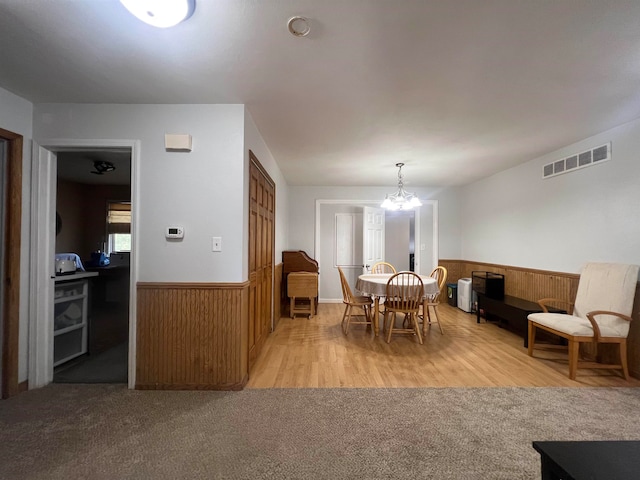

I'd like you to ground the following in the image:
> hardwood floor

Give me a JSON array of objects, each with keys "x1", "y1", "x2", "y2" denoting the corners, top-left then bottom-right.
[{"x1": 247, "y1": 302, "x2": 640, "y2": 388}]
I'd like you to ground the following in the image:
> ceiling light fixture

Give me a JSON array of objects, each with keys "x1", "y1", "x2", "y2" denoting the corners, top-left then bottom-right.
[
  {"x1": 91, "y1": 160, "x2": 116, "y2": 175},
  {"x1": 120, "y1": 0, "x2": 195, "y2": 28},
  {"x1": 287, "y1": 16, "x2": 310, "y2": 37},
  {"x1": 381, "y1": 163, "x2": 422, "y2": 211}
]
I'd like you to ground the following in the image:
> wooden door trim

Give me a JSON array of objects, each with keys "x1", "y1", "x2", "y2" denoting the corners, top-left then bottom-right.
[
  {"x1": 1, "y1": 128, "x2": 22, "y2": 399},
  {"x1": 249, "y1": 150, "x2": 276, "y2": 189}
]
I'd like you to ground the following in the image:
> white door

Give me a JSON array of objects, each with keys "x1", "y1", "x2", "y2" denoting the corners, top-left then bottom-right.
[
  {"x1": 29, "y1": 144, "x2": 57, "y2": 388},
  {"x1": 362, "y1": 206, "x2": 385, "y2": 273}
]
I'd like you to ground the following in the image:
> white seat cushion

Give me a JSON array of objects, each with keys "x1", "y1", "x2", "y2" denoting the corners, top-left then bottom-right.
[{"x1": 528, "y1": 312, "x2": 629, "y2": 338}]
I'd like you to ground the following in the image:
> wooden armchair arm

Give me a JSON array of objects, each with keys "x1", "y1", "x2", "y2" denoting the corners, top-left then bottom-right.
[
  {"x1": 585, "y1": 310, "x2": 634, "y2": 341},
  {"x1": 537, "y1": 298, "x2": 574, "y2": 314}
]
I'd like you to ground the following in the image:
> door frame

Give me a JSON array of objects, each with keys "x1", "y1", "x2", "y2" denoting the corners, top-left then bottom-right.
[
  {"x1": 29, "y1": 138, "x2": 140, "y2": 389},
  {"x1": 315, "y1": 199, "x2": 439, "y2": 300},
  {"x1": 0, "y1": 128, "x2": 22, "y2": 399}
]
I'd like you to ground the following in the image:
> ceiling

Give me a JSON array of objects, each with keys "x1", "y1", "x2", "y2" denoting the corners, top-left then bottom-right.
[
  {"x1": 56, "y1": 150, "x2": 131, "y2": 185},
  {"x1": 2, "y1": 0, "x2": 640, "y2": 187}
]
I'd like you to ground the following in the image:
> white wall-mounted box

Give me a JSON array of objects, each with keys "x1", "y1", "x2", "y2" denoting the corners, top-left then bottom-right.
[{"x1": 165, "y1": 133, "x2": 192, "y2": 151}]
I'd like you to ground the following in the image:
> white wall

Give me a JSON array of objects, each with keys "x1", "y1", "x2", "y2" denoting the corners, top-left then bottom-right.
[
  {"x1": 318, "y1": 204, "x2": 363, "y2": 300},
  {"x1": 0, "y1": 86, "x2": 34, "y2": 383},
  {"x1": 289, "y1": 186, "x2": 461, "y2": 272},
  {"x1": 33, "y1": 104, "x2": 249, "y2": 282},
  {"x1": 385, "y1": 212, "x2": 411, "y2": 271},
  {"x1": 243, "y1": 108, "x2": 289, "y2": 262},
  {"x1": 460, "y1": 116, "x2": 640, "y2": 273}
]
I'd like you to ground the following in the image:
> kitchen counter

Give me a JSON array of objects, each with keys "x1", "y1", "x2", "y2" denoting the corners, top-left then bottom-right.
[
  {"x1": 54, "y1": 271, "x2": 99, "y2": 283},
  {"x1": 85, "y1": 265, "x2": 129, "y2": 272}
]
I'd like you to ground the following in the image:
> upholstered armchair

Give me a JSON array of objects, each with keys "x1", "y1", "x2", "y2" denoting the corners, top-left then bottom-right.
[{"x1": 527, "y1": 263, "x2": 639, "y2": 380}]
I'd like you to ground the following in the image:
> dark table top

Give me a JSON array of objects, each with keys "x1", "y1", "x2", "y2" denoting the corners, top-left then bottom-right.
[
  {"x1": 478, "y1": 294, "x2": 565, "y2": 313},
  {"x1": 533, "y1": 441, "x2": 640, "y2": 480}
]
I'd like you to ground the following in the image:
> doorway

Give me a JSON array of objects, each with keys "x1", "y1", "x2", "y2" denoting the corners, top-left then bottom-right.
[
  {"x1": 52, "y1": 150, "x2": 132, "y2": 384},
  {"x1": 383, "y1": 209, "x2": 415, "y2": 272},
  {"x1": 29, "y1": 140, "x2": 139, "y2": 388},
  {"x1": 315, "y1": 199, "x2": 438, "y2": 302}
]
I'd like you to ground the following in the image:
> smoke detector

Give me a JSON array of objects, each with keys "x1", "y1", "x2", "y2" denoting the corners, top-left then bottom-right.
[{"x1": 288, "y1": 16, "x2": 310, "y2": 37}]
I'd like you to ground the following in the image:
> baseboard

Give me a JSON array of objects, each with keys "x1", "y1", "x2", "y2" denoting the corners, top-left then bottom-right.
[{"x1": 136, "y1": 375, "x2": 248, "y2": 391}]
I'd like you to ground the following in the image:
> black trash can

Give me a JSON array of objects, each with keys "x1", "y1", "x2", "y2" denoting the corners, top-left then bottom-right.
[{"x1": 447, "y1": 283, "x2": 458, "y2": 307}]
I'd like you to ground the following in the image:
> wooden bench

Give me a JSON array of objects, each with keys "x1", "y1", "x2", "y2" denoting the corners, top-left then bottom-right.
[{"x1": 476, "y1": 293, "x2": 565, "y2": 347}]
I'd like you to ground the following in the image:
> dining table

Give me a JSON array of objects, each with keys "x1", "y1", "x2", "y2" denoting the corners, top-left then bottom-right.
[{"x1": 355, "y1": 273, "x2": 439, "y2": 336}]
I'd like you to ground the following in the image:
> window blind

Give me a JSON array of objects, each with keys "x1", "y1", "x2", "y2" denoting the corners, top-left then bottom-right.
[{"x1": 107, "y1": 202, "x2": 131, "y2": 234}]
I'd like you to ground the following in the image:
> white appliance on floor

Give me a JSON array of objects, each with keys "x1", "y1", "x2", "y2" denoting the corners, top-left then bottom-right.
[{"x1": 457, "y1": 278, "x2": 473, "y2": 312}]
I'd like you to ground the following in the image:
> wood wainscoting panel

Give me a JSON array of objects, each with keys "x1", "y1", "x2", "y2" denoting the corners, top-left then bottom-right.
[
  {"x1": 439, "y1": 260, "x2": 579, "y2": 305},
  {"x1": 136, "y1": 282, "x2": 249, "y2": 390},
  {"x1": 439, "y1": 260, "x2": 640, "y2": 379}
]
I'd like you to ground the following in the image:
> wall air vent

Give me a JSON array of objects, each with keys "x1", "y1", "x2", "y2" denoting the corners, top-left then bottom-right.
[{"x1": 542, "y1": 142, "x2": 611, "y2": 179}]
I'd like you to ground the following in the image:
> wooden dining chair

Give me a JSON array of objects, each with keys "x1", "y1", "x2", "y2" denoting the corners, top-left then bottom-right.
[
  {"x1": 370, "y1": 262, "x2": 396, "y2": 318},
  {"x1": 371, "y1": 262, "x2": 396, "y2": 274},
  {"x1": 338, "y1": 266, "x2": 373, "y2": 335},
  {"x1": 383, "y1": 272, "x2": 423, "y2": 344},
  {"x1": 420, "y1": 266, "x2": 447, "y2": 335}
]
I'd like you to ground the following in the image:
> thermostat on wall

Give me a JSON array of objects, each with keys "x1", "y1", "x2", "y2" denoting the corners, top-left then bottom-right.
[{"x1": 165, "y1": 226, "x2": 184, "y2": 239}]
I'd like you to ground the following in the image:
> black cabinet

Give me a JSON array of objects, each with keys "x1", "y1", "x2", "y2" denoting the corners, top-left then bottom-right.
[{"x1": 472, "y1": 271, "x2": 504, "y2": 299}]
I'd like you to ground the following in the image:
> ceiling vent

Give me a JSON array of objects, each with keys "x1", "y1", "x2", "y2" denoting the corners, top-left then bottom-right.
[{"x1": 542, "y1": 142, "x2": 611, "y2": 179}]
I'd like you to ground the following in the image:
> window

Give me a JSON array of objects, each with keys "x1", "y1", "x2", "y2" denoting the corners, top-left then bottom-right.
[{"x1": 107, "y1": 201, "x2": 131, "y2": 254}]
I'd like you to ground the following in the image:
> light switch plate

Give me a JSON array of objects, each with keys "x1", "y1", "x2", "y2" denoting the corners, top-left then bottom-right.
[{"x1": 212, "y1": 237, "x2": 222, "y2": 252}]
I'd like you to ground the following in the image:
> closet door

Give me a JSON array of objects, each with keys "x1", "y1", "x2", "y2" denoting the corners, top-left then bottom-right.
[{"x1": 248, "y1": 152, "x2": 275, "y2": 369}]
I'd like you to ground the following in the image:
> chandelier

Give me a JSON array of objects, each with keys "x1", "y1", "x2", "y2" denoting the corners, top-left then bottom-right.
[{"x1": 380, "y1": 163, "x2": 422, "y2": 211}]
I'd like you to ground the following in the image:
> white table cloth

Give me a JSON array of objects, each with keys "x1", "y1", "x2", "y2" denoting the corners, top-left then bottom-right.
[
  {"x1": 356, "y1": 273, "x2": 438, "y2": 297},
  {"x1": 355, "y1": 273, "x2": 439, "y2": 336}
]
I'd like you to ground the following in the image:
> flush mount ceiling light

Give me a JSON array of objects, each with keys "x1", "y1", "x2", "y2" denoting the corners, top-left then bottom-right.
[
  {"x1": 120, "y1": 0, "x2": 195, "y2": 28},
  {"x1": 91, "y1": 160, "x2": 116, "y2": 175},
  {"x1": 288, "y1": 16, "x2": 310, "y2": 37},
  {"x1": 381, "y1": 163, "x2": 422, "y2": 211}
]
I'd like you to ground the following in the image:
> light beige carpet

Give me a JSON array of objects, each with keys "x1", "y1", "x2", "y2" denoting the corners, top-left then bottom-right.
[{"x1": 1, "y1": 385, "x2": 639, "y2": 479}]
